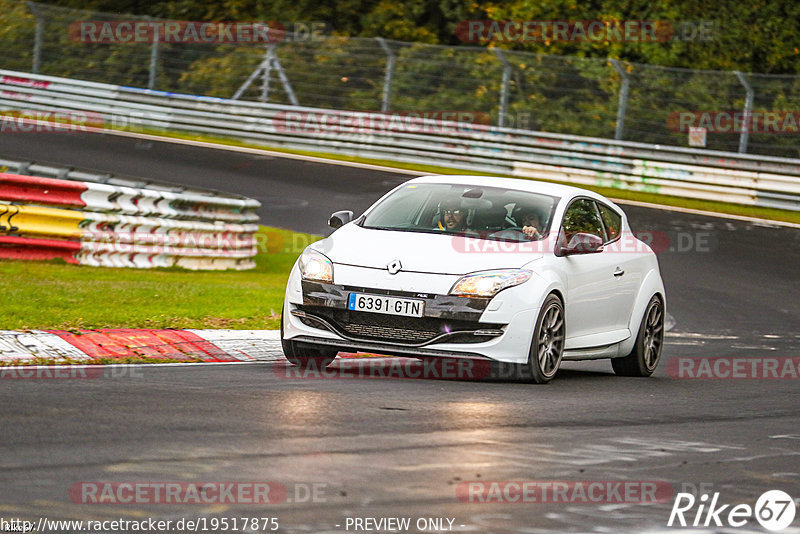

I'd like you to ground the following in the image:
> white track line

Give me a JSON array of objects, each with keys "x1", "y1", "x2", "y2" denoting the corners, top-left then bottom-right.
[{"x1": 90, "y1": 126, "x2": 425, "y2": 175}]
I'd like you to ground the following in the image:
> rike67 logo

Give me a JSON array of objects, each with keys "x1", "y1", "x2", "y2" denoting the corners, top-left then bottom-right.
[{"x1": 668, "y1": 490, "x2": 796, "y2": 531}]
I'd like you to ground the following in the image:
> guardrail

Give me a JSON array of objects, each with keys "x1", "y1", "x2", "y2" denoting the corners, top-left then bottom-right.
[
  {"x1": 2, "y1": 69, "x2": 800, "y2": 212},
  {"x1": 0, "y1": 167, "x2": 261, "y2": 270}
]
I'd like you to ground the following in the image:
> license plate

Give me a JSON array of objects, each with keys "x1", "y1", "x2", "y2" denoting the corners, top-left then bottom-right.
[{"x1": 348, "y1": 293, "x2": 425, "y2": 317}]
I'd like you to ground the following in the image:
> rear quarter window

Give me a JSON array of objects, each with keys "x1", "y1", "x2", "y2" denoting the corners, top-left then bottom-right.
[{"x1": 598, "y1": 204, "x2": 622, "y2": 242}]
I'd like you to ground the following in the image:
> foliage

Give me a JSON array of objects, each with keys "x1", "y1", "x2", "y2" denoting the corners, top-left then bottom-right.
[
  {"x1": 0, "y1": 0, "x2": 36, "y2": 71},
  {"x1": 2, "y1": 1, "x2": 800, "y2": 156},
  {"x1": 33, "y1": 0, "x2": 800, "y2": 74}
]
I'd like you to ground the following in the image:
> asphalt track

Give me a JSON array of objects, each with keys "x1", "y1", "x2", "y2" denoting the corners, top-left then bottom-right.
[{"x1": 2, "y1": 131, "x2": 800, "y2": 533}]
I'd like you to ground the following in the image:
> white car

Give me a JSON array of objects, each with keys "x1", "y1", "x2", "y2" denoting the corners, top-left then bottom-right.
[{"x1": 281, "y1": 175, "x2": 665, "y2": 383}]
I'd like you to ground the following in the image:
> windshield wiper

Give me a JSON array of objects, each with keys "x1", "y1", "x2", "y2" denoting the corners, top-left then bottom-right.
[
  {"x1": 364, "y1": 226, "x2": 440, "y2": 235},
  {"x1": 363, "y1": 226, "x2": 539, "y2": 243}
]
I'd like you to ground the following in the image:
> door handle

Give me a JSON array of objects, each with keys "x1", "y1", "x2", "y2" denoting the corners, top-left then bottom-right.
[{"x1": 613, "y1": 268, "x2": 625, "y2": 277}]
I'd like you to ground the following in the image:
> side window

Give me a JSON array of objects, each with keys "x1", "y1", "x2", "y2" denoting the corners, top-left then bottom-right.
[
  {"x1": 597, "y1": 203, "x2": 622, "y2": 243},
  {"x1": 561, "y1": 199, "x2": 604, "y2": 241}
]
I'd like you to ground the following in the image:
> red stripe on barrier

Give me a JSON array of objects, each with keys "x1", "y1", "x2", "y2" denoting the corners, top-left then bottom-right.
[
  {"x1": 0, "y1": 235, "x2": 81, "y2": 262},
  {"x1": 45, "y1": 329, "x2": 239, "y2": 362},
  {"x1": 0, "y1": 172, "x2": 87, "y2": 207}
]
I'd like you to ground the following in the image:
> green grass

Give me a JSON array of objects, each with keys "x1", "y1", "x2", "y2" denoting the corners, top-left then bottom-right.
[
  {"x1": 0, "y1": 227, "x2": 319, "y2": 331},
  {"x1": 126, "y1": 126, "x2": 800, "y2": 225}
]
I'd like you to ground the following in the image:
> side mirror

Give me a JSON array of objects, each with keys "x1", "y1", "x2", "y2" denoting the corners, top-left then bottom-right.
[
  {"x1": 328, "y1": 210, "x2": 353, "y2": 229},
  {"x1": 560, "y1": 233, "x2": 604, "y2": 256}
]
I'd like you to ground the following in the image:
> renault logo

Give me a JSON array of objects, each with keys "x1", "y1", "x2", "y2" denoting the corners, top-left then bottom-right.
[{"x1": 387, "y1": 259, "x2": 402, "y2": 275}]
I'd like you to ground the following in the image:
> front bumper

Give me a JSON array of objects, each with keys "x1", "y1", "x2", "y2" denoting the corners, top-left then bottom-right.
[
  {"x1": 298, "y1": 281, "x2": 502, "y2": 346},
  {"x1": 284, "y1": 279, "x2": 540, "y2": 364}
]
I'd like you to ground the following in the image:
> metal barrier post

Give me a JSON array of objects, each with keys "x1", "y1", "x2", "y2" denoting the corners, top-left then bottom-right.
[
  {"x1": 148, "y1": 21, "x2": 159, "y2": 91},
  {"x1": 261, "y1": 45, "x2": 275, "y2": 102},
  {"x1": 495, "y1": 49, "x2": 511, "y2": 128},
  {"x1": 375, "y1": 37, "x2": 395, "y2": 113},
  {"x1": 271, "y1": 47, "x2": 298, "y2": 106},
  {"x1": 610, "y1": 59, "x2": 629, "y2": 141},
  {"x1": 233, "y1": 55, "x2": 268, "y2": 100},
  {"x1": 735, "y1": 71, "x2": 754, "y2": 154},
  {"x1": 233, "y1": 27, "x2": 297, "y2": 105},
  {"x1": 28, "y1": 2, "x2": 44, "y2": 74}
]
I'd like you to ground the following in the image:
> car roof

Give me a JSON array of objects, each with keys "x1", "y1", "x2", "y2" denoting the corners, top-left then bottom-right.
[{"x1": 408, "y1": 175, "x2": 612, "y2": 204}]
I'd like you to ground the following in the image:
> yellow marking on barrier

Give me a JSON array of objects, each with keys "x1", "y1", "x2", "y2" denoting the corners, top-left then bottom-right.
[{"x1": 0, "y1": 204, "x2": 84, "y2": 238}]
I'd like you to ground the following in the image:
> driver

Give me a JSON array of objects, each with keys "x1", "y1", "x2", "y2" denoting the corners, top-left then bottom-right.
[{"x1": 437, "y1": 199, "x2": 467, "y2": 231}]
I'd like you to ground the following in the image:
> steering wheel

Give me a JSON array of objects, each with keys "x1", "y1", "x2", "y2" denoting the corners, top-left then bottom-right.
[
  {"x1": 491, "y1": 226, "x2": 544, "y2": 240},
  {"x1": 486, "y1": 227, "x2": 529, "y2": 240}
]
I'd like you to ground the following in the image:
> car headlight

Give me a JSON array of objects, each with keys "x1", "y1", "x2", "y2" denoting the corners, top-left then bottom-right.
[
  {"x1": 449, "y1": 269, "x2": 532, "y2": 297},
  {"x1": 299, "y1": 249, "x2": 333, "y2": 283}
]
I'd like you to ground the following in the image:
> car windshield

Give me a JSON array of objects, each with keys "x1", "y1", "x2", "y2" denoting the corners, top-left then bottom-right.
[{"x1": 361, "y1": 183, "x2": 559, "y2": 242}]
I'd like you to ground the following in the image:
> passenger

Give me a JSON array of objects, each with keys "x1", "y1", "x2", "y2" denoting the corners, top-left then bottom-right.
[{"x1": 514, "y1": 206, "x2": 544, "y2": 239}]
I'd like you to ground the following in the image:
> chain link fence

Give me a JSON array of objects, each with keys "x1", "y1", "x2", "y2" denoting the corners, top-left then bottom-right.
[{"x1": 3, "y1": 1, "x2": 800, "y2": 158}]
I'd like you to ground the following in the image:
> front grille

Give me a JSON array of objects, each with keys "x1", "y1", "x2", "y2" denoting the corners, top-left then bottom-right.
[
  {"x1": 342, "y1": 321, "x2": 439, "y2": 344},
  {"x1": 298, "y1": 305, "x2": 501, "y2": 345}
]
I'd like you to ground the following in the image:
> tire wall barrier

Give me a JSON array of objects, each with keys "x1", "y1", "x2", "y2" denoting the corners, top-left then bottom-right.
[{"x1": 0, "y1": 170, "x2": 261, "y2": 270}]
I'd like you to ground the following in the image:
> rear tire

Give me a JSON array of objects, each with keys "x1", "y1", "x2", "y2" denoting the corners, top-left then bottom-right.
[
  {"x1": 280, "y1": 305, "x2": 337, "y2": 369},
  {"x1": 523, "y1": 294, "x2": 565, "y2": 384},
  {"x1": 611, "y1": 295, "x2": 664, "y2": 377}
]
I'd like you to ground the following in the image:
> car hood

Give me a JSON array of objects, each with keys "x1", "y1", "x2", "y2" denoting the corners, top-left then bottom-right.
[{"x1": 311, "y1": 223, "x2": 543, "y2": 276}]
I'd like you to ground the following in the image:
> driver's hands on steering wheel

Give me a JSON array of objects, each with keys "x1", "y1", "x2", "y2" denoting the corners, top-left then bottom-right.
[{"x1": 523, "y1": 226, "x2": 541, "y2": 238}]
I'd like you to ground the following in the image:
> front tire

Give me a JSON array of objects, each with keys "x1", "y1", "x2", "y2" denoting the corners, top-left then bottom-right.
[
  {"x1": 523, "y1": 294, "x2": 565, "y2": 384},
  {"x1": 612, "y1": 295, "x2": 664, "y2": 377},
  {"x1": 281, "y1": 306, "x2": 337, "y2": 369}
]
